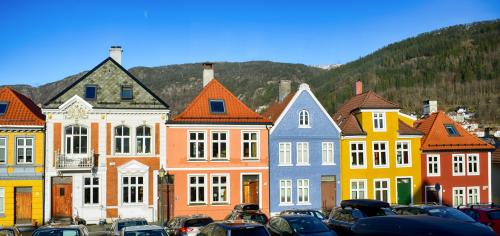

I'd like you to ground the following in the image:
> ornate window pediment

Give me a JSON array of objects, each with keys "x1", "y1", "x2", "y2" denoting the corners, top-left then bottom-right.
[{"x1": 58, "y1": 95, "x2": 93, "y2": 123}]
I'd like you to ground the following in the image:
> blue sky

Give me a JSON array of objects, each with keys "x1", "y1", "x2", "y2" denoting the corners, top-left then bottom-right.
[{"x1": 0, "y1": 0, "x2": 498, "y2": 86}]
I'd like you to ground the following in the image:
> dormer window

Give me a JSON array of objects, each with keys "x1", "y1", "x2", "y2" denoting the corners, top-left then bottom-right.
[
  {"x1": 121, "y1": 86, "x2": 133, "y2": 100},
  {"x1": 299, "y1": 110, "x2": 310, "y2": 127},
  {"x1": 0, "y1": 102, "x2": 8, "y2": 116},
  {"x1": 84, "y1": 85, "x2": 97, "y2": 100},
  {"x1": 209, "y1": 100, "x2": 225, "y2": 114},
  {"x1": 444, "y1": 124, "x2": 459, "y2": 136},
  {"x1": 373, "y1": 112, "x2": 386, "y2": 131}
]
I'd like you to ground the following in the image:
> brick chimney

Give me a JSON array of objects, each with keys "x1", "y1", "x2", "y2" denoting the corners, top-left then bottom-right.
[
  {"x1": 355, "y1": 80, "x2": 363, "y2": 95},
  {"x1": 423, "y1": 100, "x2": 438, "y2": 116},
  {"x1": 203, "y1": 63, "x2": 214, "y2": 87},
  {"x1": 109, "y1": 46, "x2": 123, "y2": 65},
  {"x1": 279, "y1": 80, "x2": 291, "y2": 102}
]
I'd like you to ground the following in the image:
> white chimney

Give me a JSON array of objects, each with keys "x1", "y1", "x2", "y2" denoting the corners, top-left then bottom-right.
[
  {"x1": 279, "y1": 80, "x2": 292, "y2": 102},
  {"x1": 423, "y1": 100, "x2": 438, "y2": 116},
  {"x1": 109, "y1": 46, "x2": 123, "y2": 65},
  {"x1": 203, "y1": 63, "x2": 214, "y2": 87}
]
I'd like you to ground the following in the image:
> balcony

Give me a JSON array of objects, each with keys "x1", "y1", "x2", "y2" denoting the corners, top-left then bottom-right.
[{"x1": 55, "y1": 150, "x2": 96, "y2": 171}]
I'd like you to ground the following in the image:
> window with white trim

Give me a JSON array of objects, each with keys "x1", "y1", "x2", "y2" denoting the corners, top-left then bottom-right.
[
  {"x1": 322, "y1": 142, "x2": 334, "y2": 165},
  {"x1": 279, "y1": 143, "x2": 291, "y2": 165},
  {"x1": 452, "y1": 187, "x2": 465, "y2": 207},
  {"x1": 0, "y1": 138, "x2": 6, "y2": 164},
  {"x1": 189, "y1": 132, "x2": 205, "y2": 160},
  {"x1": 16, "y1": 137, "x2": 34, "y2": 164},
  {"x1": 136, "y1": 126, "x2": 151, "y2": 154},
  {"x1": 467, "y1": 187, "x2": 480, "y2": 205},
  {"x1": 373, "y1": 112, "x2": 386, "y2": 131},
  {"x1": 350, "y1": 180, "x2": 366, "y2": 199},
  {"x1": 211, "y1": 175, "x2": 228, "y2": 204},
  {"x1": 467, "y1": 154, "x2": 479, "y2": 175},
  {"x1": 280, "y1": 180, "x2": 292, "y2": 204},
  {"x1": 452, "y1": 154, "x2": 465, "y2": 176},
  {"x1": 297, "y1": 179, "x2": 310, "y2": 204},
  {"x1": 83, "y1": 177, "x2": 99, "y2": 205},
  {"x1": 396, "y1": 141, "x2": 411, "y2": 166},
  {"x1": 242, "y1": 131, "x2": 258, "y2": 159},
  {"x1": 189, "y1": 175, "x2": 206, "y2": 204},
  {"x1": 296, "y1": 142, "x2": 309, "y2": 165},
  {"x1": 211, "y1": 132, "x2": 228, "y2": 160},
  {"x1": 0, "y1": 188, "x2": 3, "y2": 214},
  {"x1": 115, "y1": 125, "x2": 130, "y2": 154},
  {"x1": 373, "y1": 142, "x2": 388, "y2": 167},
  {"x1": 299, "y1": 110, "x2": 310, "y2": 127},
  {"x1": 374, "y1": 179, "x2": 389, "y2": 202},
  {"x1": 350, "y1": 142, "x2": 365, "y2": 168},
  {"x1": 122, "y1": 176, "x2": 144, "y2": 204},
  {"x1": 427, "y1": 154, "x2": 440, "y2": 176},
  {"x1": 65, "y1": 125, "x2": 88, "y2": 154}
]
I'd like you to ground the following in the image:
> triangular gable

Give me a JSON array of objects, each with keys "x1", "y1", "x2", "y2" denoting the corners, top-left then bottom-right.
[
  {"x1": 0, "y1": 87, "x2": 45, "y2": 126},
  {"x1": 117, "y1": 160, "x2": 150, "y2": 174}
]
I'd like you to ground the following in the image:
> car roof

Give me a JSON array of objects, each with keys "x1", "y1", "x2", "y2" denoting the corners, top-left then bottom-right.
[
  {"x1": 279, "y1": 214, "x2": 316, "y2": 220},
  {"x1": 115, "y1": 218, "x2": 148, "y2": 223},
  {"x1": 37, "y1": 224, "x2": 85, "y2": 230},
  {"x1": 341, "y1": 199, "x2": 390, "y2": 209},
  {"x1": 396, "y1": 205, "x2": 448, "y2": 210},
  {"x1": 123, "y1": 225, "x2": 163, "y2": 231},
  {"x1": 215, "y1": 220, "x2": 265, "y2": 229},
  {"x1": 282, "y1": 209, "x2": 319, "y2": 212}
]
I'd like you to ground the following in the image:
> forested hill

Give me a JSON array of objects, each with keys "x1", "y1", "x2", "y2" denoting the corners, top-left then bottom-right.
[{"x1": 5, "y1": 20, "x2": 500, "y2": 124}]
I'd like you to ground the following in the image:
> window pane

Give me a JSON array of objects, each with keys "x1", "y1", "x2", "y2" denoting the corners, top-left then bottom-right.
[
  {"x1": 92, "y1": 187, "x2": 99, "y2": 204},
  {"x1": 84, "y1": 188, "x2": 91, "y2": 204}
]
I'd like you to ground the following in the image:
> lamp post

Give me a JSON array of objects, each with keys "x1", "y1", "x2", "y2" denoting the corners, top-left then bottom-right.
[{"x1": 158, "y1": 167, "x2": 165, "y2": 226}]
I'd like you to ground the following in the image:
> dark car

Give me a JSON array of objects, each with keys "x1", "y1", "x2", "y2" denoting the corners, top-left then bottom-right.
[
  {"x1": 325, "y1": 199, "x2": 395, "y2": 236},
  {"x1": 225, "y1": 204, "x2": 269, "y2": 225},
  {"x1": 351, "y1": 215, "x2": 496, "y2": 236},
  {"x1": 109, "y1": 218, "x2": 148, "y2": 236},
  {"x1": 32, "y1": 225, "x2": 89, "y2": 236},
  {"x1": 164, "y1": 215, "x2": 214, "y2": 236},
  {"x1": 0, "y1": 227, "x2": 21, "y2": 236},
  {"x1": 459, "y1": 204, "x2": 500, "y2": 235},
  {"x1": 279, "y1": 209, "x2": 326, "y2": 220},
  {"x1": 197, "y1": 220, "x2": 270, "y2": 236},
  {"x1": 122, "y1": 225, "x2": 167, "y2": 236},
  {"x1": 267, "y1": 215, "x2": 336, "y2": 236}
]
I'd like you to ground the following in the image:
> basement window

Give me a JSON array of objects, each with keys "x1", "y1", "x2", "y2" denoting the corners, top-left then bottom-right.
[
  {"x1": 0, "y1": 102, "x2": 8, "y2": 116},
  {"x1": 209, "y1": 100, "x2": 226, "y2": 114},
  {"x1": 444, "y1": 124, "x2": 459, "y2": 136}
]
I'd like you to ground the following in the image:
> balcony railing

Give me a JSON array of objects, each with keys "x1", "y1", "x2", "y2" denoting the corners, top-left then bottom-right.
[{"x1": 55, "y1": 150, "x2": 95, "y2": 170}]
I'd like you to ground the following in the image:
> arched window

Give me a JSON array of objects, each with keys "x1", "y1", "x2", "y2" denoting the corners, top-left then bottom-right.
[
  {"x1": 136, "y1": 126, "x2": 152, "y2": 154},
  {"x1": 65, "y1": 125, "x2": 88, "y2": 154},
  {"x1": 299, "y1": 110, "x2": 310, "y2": 127},
  {"x1": 115, "y1": 125, "x2": 130, "y2": 154}
]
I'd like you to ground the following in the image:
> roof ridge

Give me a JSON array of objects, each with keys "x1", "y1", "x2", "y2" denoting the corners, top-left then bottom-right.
[{"x1": 420, "y1": 112, "x2": 439, "y2": 146}]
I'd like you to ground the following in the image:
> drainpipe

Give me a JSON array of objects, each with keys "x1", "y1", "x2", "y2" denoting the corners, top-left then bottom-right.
[
  {"x1": 265, "y1": 124, "x2": 272, "y2": 214},
  {"x1": 42, "y1": 123, "x2": 46, "y2": 225}
]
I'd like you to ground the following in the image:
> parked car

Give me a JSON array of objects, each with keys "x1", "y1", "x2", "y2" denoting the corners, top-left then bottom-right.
[
  {"x1": 279, "y1": 209, "x2": 326, "y2": 220},
  {"x1": 267, "y1": 215, "x2": 336, "y2": 236},
  {"x1": 458, "y1": 204, "x2": 500, "y2": 235},
  {"x1": 225, "y1": 204, "x2": 269, "y2": 225},
  {"x1": 164, "y1": 215, "x2": 214, "y2": 236},
  {"x1": 351, "y1": 215, "x2": 496, "y2": 236},
  {"x1": 122, "y1": 225, "x2": 167, "y2": 236},
  {"x1": 109, "y1": 218, "x2": 148, "y2": 236},
  {"x1": 32, "y1": 224, "x2": 89, "y2": 236},
  {"x1": 197, "y1": 220, "x2": 270, "y2": 236},
  {"x1": 0, "y1": 227, "x2": 21, "y2": 236},
  {"x1": 325, "y1": 199, "x2": 395, "y2": 236}
]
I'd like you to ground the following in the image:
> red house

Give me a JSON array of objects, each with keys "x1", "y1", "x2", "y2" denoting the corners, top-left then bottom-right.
[{"x1": 415, "y1": 111, "x2": 494, "y2": 206}]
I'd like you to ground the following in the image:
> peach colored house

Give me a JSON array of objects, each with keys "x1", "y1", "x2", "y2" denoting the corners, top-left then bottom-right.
[{"x1": 165, "y1": 64, "x2": 272, "y2": 220}]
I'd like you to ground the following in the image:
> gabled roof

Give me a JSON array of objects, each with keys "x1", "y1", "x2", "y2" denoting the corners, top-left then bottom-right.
[
  {"x1": 262, "y1": 93, "x2": 294, "y2": 122},
  {"x1": 0, "y1": 87, "x2": 45, "y2": 126},
  {"x1": 415, "y1": 111, "x2": 494, "y2": 151},
  {"x1": 398, "y1": 120, "x2": 423, "y2": 135},
  {"x1": 168, "y1": 79, "x2": 272, "y2": 125}
]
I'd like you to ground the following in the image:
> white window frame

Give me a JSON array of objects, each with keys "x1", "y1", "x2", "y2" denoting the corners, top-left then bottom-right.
[
  {"x1": 395, "y1": 141, "x2": 411, "y2": 167},
  {"x1": 114, "y1": 125, "x2": 131, "y2": 155},
  {"x1": 350, "y1": 179, "x2": 367, "y2": 199},
  {"x1": 452, "y1": 187, "x2": 466, "y2": 207},
  {"x1": 322, "y1": 142, "x2": 335, "y2": 165},
  {"x1": 373, "y1": 112, "x2": 386, "y2": 132},
  {"x1": 64, "y1": 125, "x2": 88, "y2": 155},
  {"x1": 297, "y1": 179, "x2": 310, "y2": 205},
  {"x1": 83, "y1": 176, "x2": 100, "y2": 206},
  {"x1": 467, "y1": 154, "x2": 480, "y2": 176},
  {"x1": 16, "y1": 137, "x2": 34, "y2": 164},
  {"x1": 135, "y1": 125, "x2": 152, "y2": 155},
  {"x1": 374, "y1": 179, "x2": 391, "y2": 203},
  {"x1": 188, "y1": 174, "x2": 207, "y2": 205},
  {"x1": 372, "y1": 141, "x2": 389, "y2": 168},
  {"x1": 279, "y1": 179, "x2": 292, "y2": 205},
  {"x1": 278, "y1": 142, "x2": 292, "y2": 166},
  {"x1": 0, "y1": 188, "x2": 4, "y2": 214},
  {"x1": 210, "y1": 174, "x2": 229, "y2": 204},
  {"x1": 0, "y1": 137, "x2": 7, "y2": 164},
  {"x1": 210, "y1": 131, "x2": 229, "y2": 160},
  {"x1": 426, "y1": 154, "x2": 440, "y2": 177},
  {"x1": 452, "y1": 154, "x2": 465, "y2": 176},
  {"x1": 467, "y1": 186, "x2": 480, "y2": 205},
  {"x1": 241, "y1": 131, "x2": 259, "y2": 160},
  {"x1": 121, "y1": 176, "x2": 145, "y2": 205},
  {"x1": 350, "y1": 141, "x2": 366, "y2": 169},
  {"x1": 296, "y1": 142, "x2": 309, "y2": 166},
  {"x1": 299, "y1": 110, "x2": 310, "y2": 128},
  {"x1": 188, "y1": 131, "x2": 207, "y2": 160}
]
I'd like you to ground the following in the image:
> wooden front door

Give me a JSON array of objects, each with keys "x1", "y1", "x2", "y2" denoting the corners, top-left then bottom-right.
[
  {"x1": 321, "y1": 175, "x2": 337, "y2": 210},
  {"x1": 52, "y1": 177, "x2": 72, "y2": 218},
  {"x1": 242, "y1": 175, "x2": 259, "y2": 204},
  {"x1": 15, "y1": 187, "x2": 32, "y2": 224},
  {"x1": 397, "y1": 178, "x2": 412, "y2": 205}
]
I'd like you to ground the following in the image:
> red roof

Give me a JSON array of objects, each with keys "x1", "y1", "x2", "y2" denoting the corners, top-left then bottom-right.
[
  {"x1": 261, "y1": 93, "x2": 294, "y2": 122},
  {"x1": 415, "y1": 111, "x2": 494, "y2": 151},
  {"x1": 169, "y1": 79, "x2": 272, "y2": 124},
  {"x1": 0, "y1": 87, "x2": 45, "y2": 126}
]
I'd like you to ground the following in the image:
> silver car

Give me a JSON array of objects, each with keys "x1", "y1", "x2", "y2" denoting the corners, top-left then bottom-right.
[
  {"x1": 121, "y1": 225, "x2": 167, "y2": 236},
  {"x1": 109, "y1": 218, "x2": 148, "y2": 236}
]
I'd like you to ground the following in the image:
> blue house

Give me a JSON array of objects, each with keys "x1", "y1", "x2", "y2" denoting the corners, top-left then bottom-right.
[{"x1": 263, "y1": 81, "x2": 341, "y2": 215}]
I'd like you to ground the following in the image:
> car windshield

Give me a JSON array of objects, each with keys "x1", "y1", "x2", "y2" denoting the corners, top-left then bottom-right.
[
  {"x1": 487, "y1": 210, "x2": 500, "y2": 220},
  {"x1": 184, "y1": 218, "x2": 213, "y2": 227},
  {"x1": 240, "y1": 214, "x2": 267, "y2": 224},
  {"x1": 35, "y1": 229, "x2": 80, "y2": 236},
  {"x1": 362, "y1": 208, "x2": 396, "y2": 217},
  {"x1": 118, "y1": 221, "x2": 148, "y2": 231},
  {"x1": 0, "y1": 230, "x2": 14, "y2": 236},
  {"x1": 427, "y1": 208, "x2": 475, "y2": 222},
  {"x1": 124, "y1": 230, "x2": 166, "y2": 236},
  {"x1": 230, "y1": 226, "x2": 268, "y2": 236},
  {"x1": 287, "y1": 217, "x2": 330, "y2": 234}
]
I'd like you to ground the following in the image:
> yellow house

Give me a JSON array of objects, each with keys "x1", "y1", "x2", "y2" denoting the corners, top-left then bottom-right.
[
  {"x1": 333, "y1": 85, "x2": 423, "y2": 205},
  {"x1": 0, "y1": 88, "x2": 45, "y2": 226}
]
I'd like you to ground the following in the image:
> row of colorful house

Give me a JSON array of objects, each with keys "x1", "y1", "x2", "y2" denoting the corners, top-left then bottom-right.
[{"x1": 0, "y1": 47, "x2": 495, "y2": 226}]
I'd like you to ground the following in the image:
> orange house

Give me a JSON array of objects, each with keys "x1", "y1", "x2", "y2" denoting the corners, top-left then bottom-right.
[{"x1": 165, "y1": 64, "x2": 272, "y2": 220}]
